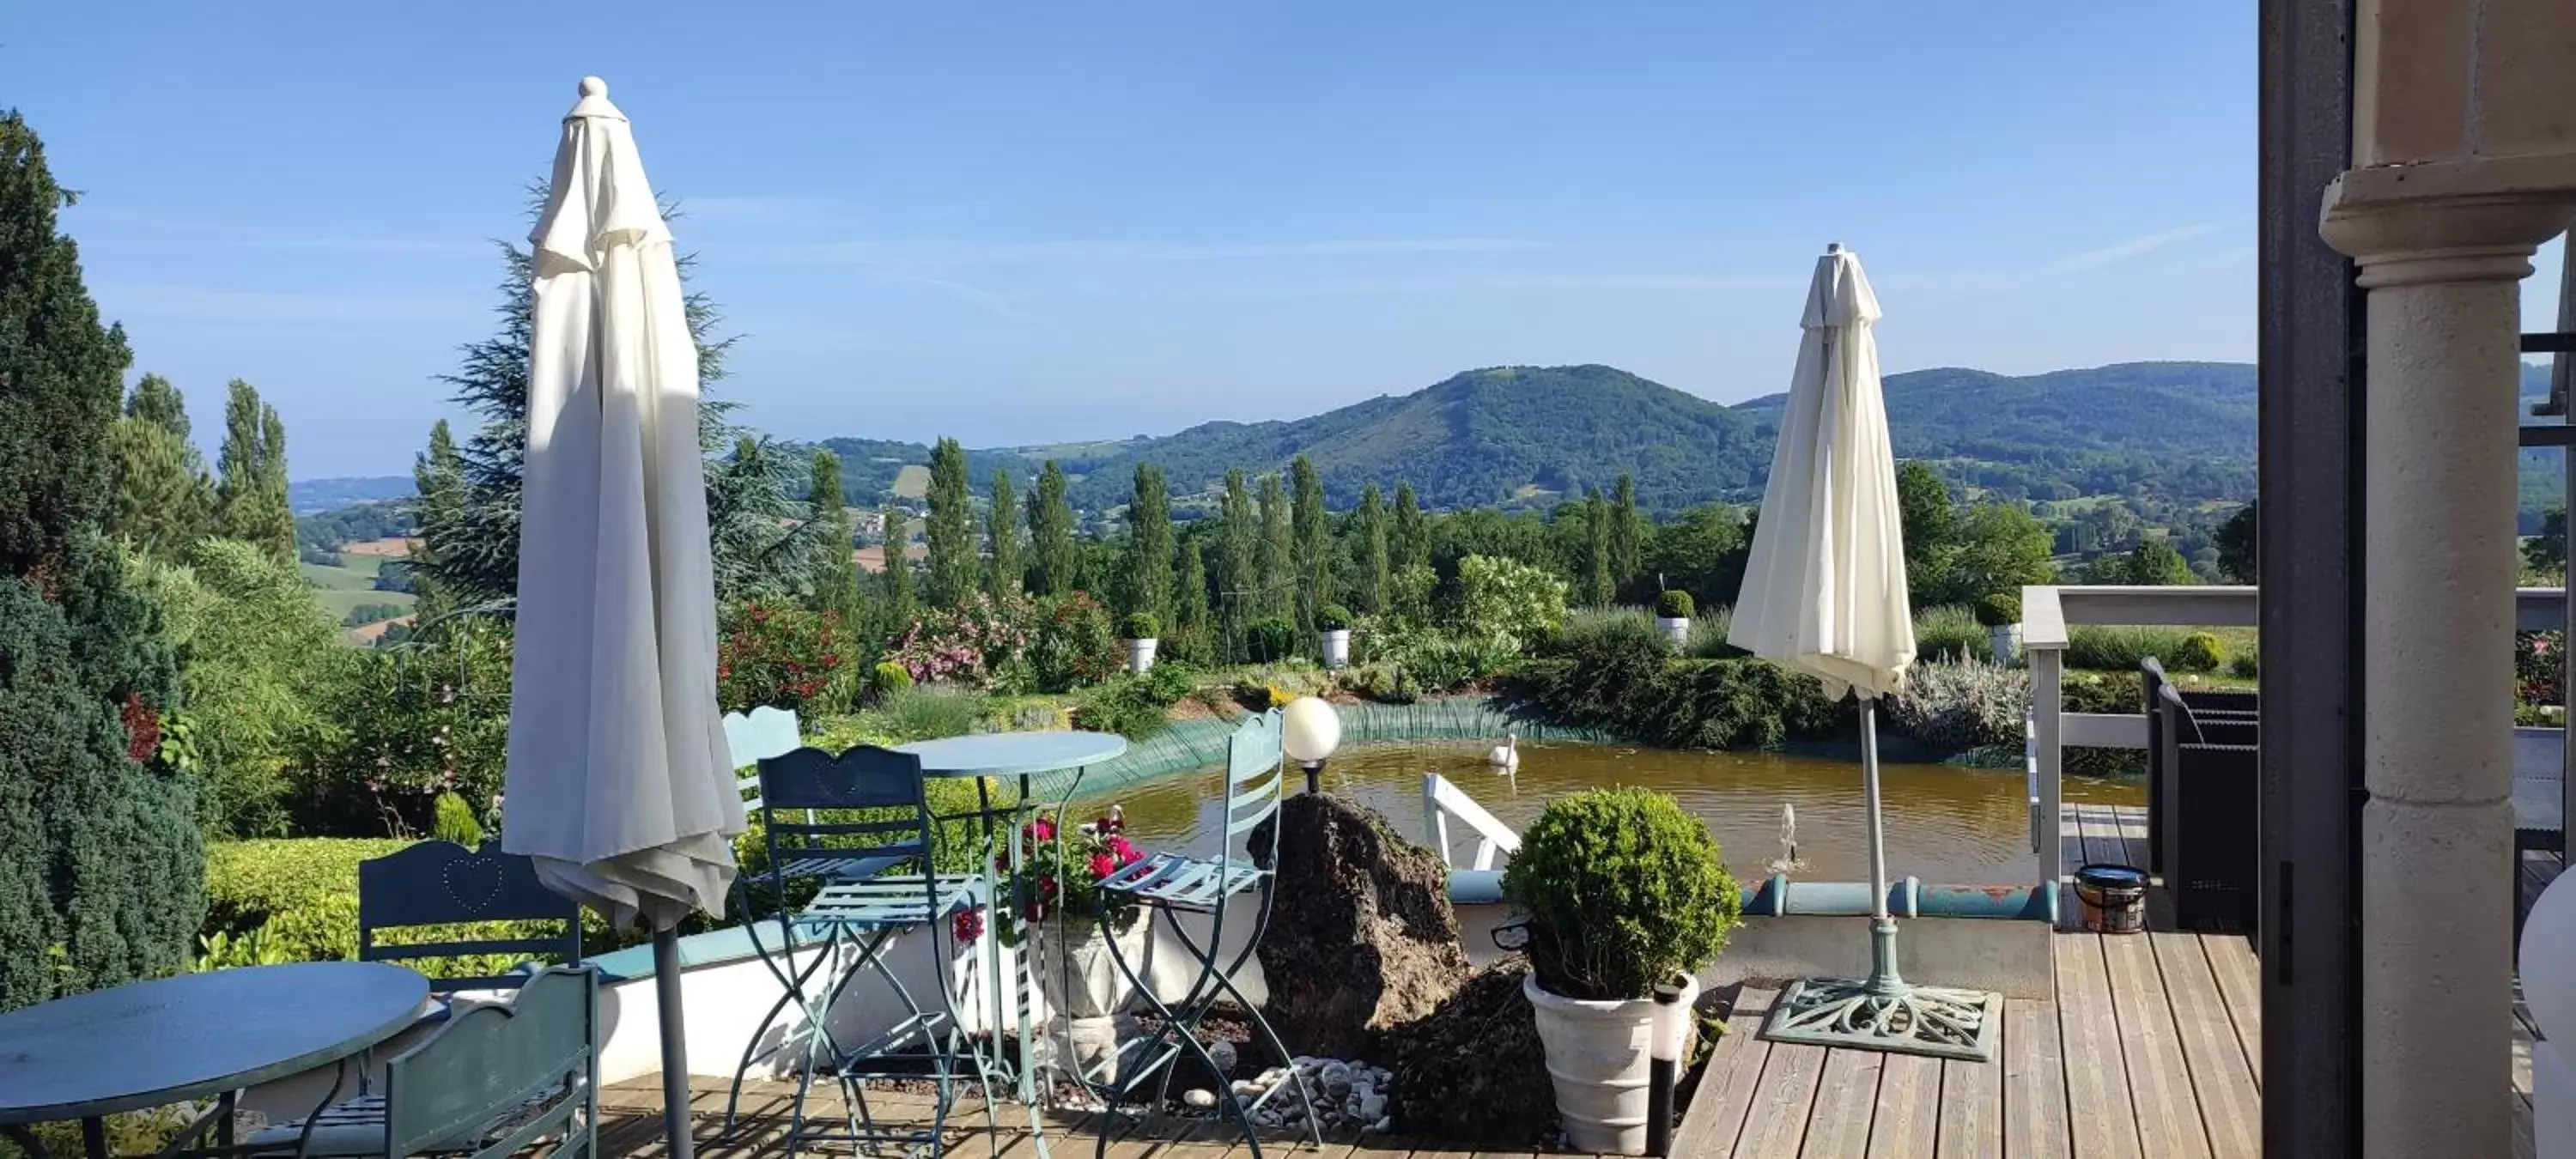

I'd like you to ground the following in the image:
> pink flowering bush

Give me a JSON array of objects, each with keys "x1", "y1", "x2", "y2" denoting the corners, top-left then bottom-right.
[
  {"x1": 996, "y1": 804, "x2": 1149, "y2": 938},
  {"x1": 886, "y1": 592, "x2": 1038, "y2": 690}
]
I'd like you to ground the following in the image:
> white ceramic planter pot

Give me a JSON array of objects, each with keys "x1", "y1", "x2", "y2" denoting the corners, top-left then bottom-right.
[
  {"x1": 1656, "y1": 616, "x2": 1691, "y2": 652},
  {"x1": 1317, "y1": 628, "x2": 1351, "y2": 669},
  {"x1": 1523, "y1": 972, "x2": 1700, "y2": 1156},
  {"x1": 1988, "y1": 623, "x2": 2022, "y2": 666},
  {"x1": 1126, "y1": 636, "x2": 1158, "y2": 674},
  {"x1": 1036, "y1": 919, "x2": 1150, "y2": 1083}
]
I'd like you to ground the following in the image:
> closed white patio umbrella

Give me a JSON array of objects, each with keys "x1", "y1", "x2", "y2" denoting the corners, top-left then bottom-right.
[
  {"x1": 501, "y1": 76, "x2": 744, "y2": 1157},
  {"x1": 1729, "y1": 243, "x2": 2001, "y2": 1063}
]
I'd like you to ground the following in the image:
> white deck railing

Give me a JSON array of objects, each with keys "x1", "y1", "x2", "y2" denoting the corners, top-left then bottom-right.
[
  {"x1": 2020, "y1": 583, "x2": 2573, "y2": 896},
  {"x1": 1423, "y1": 772, "x2": 1520, "y2": 871}
]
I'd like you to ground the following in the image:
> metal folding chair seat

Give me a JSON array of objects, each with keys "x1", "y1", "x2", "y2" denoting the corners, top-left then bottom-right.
[
  {"x1": 722, "y1": 744, "x2": 995, "y2": 1157},
  {"x1": 1085, "y1": 710, "x2": 1319, "y2": 1159}
]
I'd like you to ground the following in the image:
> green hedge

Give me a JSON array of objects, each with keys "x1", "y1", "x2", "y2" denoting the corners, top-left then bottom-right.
[{"x1": 1509, "y1": 620, "x2": 1844, "y2": 749}]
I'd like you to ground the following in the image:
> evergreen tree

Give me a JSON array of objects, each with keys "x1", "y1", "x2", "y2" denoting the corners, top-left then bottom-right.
[
  {"x1": 806, "y1": 450, "x2": 863, "y2": 622},
  {"x1": 215, "y1": 380, "x2": 295, "y2": 561},
  {"x1": 2216, "y1": 502, "x2": 2259, "y2": 584},
  {"x1": 108, "y1": 376, "x2": 211, "y2": 561},
  {"x1": 1392, "y1": 480, "x2": 1429, "y2": 574},
  {"x1": 987, "y1": 470, "x2": 1023, "y2": 598},
  {"x1": 1584, "y1": 488, "x2": 1615, "y2": 606},
  {"x1": 1610, "y1": 474, "x2": 1643, "y2": 589},
  {"x1": 880, "y1": 503, "x2": 916, "y2": 629},
  {"x1": 0, "y1": 111, "x2": 200, "y2": 1009},
  {"x1": 1291, "y1": 456, "x2": 1330, "y2": 631},
  {"x1": 408, "y1": 419, "x2": 465, "y2": 625},
  {"x1": 1176, "y1": 537, "x2": 1212, "y2": 662},
  {"x1": 1257, "y1": 473, "x2": 1294, "y2": 622},
  {"x1": 1030, "y1": 461, "x2": 1077, "y2": 596},
  {"x1": 1219, "y1": 470, "x2": 1256, "y2": 652},
  {"x1": 1352, "y1": 482, "x2": 1388, "y2": 615},
  {"x1": 1128, "y1": 463, "x2": 1174, "y2": 624},
  {"x1": 923, "y1": 437, "x2": 976, "y2": 608}
]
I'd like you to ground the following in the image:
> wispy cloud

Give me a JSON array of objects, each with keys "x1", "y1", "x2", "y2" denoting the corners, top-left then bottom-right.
[
  {"x1": 719, "y1": 236, "x2": 1539, "y2": 268},
  {"x1": 2055, "y1": 222, "x2": 2229, "y2": 271},
  {"x1": 95, "y1": 283, "x2": 482, "y2": 325}
]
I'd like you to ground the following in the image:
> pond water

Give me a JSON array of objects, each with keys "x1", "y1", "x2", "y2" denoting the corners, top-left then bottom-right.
[{"x1": 1077, "y1": 740, "x2": 2145, "y2": 886}]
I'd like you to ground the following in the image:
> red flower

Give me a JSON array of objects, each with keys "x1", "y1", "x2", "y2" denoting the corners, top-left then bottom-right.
[
  {"x1": 1029, "y1": 816, "x2": 1057, "y2": 843},
  {"x1": 1108, "y1": 835, "x2": 1143, "y2": 867},
  {"x1": 952, "y1": 907, "x2": 985, "y2": 944},
  {"x1": 1090, "y1": 853, "x2": 1118, "y2": 881}
]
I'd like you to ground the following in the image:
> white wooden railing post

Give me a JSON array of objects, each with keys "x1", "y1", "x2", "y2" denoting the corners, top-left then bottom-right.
[
  {"x1": 1422, "y1": 772, "x2": 1519, "y2": 874},
  {"x1": 2021, "y1": 586, "x2": 2069, "y2": 921},
  {"x1": 1424, "y1": 774, "x2": 1455, "y2": 870}
]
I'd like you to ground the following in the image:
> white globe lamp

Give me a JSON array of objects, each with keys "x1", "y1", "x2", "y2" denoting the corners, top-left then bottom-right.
[{"x1": 1279, "y1": 695, "x2": 1343, "y2": 794}]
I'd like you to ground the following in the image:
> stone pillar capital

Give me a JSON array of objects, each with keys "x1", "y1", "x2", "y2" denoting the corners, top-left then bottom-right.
[{"x1": 2319, "y1": 155, "x2": 2576, "y2": 288}]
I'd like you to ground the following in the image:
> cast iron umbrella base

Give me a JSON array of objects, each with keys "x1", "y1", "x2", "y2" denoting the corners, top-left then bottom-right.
[{"x1": 1759, "y1": 919, "x2": 2002, "y2": 1062}]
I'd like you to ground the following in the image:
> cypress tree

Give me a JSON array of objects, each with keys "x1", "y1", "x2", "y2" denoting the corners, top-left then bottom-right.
[
  {"x1": 0, "y1": 111, "x2": 199, "y2": 1009},
  {"x1": 216, "y1": 380, "x2": 295, "y2": 561},
  {"x1": 880, "y1": 503, "x2": 915, "y2": 630},
  {"x1": 1352, "y1": 482, "x2": 1388, "y2": 615},
  {"x1": 1030, "y1": 461, "x2": 1077, "y2": 596},
  {"x1": 806, "y1": 450, "x2": 863, "y2": 622},
  {"x1": 409, "y1": 419, "x2": 465, "y2": 624},
  {"x1": 1584, "y1": 488, "x2": 1614, "y2": 607},
  {"x1": 1392, "y1": 480, "x2": 1429, "y2": 574},
  {"x1": 109, "y1": 376, "x2": 212, "y2": 561},
  {"x1": 1128, "y1": 463, "x2": 1173, "y2": 624},
  {"x1": 1291, "y1": 456, "x2": 1330, "y2": 632},
  {"x1": 987, "y1": 470, "x2": 1023, "y2": 598},
  {"x1": 1176, "y1": 537, "x2": 1212, "y2": 662},
  {"x1": 1257, "y1": 473, "x2": 1294, "y2": 622},
  {"x1": 1219, "y1": 470, "x2": 1256, "y2": 653},
  {"x1": 1611, "y1": 473, "x2": 1643, "y2": 589},
  {"x1": 923, "y1": 437, "x2": 976, "y2": 608}
]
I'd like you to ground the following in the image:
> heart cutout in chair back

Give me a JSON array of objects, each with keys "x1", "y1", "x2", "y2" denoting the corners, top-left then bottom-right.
[{"x1": 443, "y1": 857, "x2": 507, "y2": 915}]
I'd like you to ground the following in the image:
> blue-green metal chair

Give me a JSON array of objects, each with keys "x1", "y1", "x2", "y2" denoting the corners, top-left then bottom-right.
[
  {"x1": 1086, "y1": 710, "x2": 1319, "y2": 1158},
  {"x1": 722, "y1": 744, "x2": 992, "y2": 1157},
  {"x1": 244, "y1": 966, "x2": 598, "y2": 1157}
]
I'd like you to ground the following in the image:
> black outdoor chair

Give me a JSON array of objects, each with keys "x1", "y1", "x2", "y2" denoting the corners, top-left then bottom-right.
[
  {"x1": 2142, "y1": 657, "x2": 2258, "y2": 876},
  {"x1": 2155, "y1": 683, "x2": 2261, "y2": 931}
]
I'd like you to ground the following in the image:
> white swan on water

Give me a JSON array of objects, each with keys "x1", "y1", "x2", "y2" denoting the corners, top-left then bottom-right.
[{"x1": 1488, "y1": 733, "x2": 1520, "y2": 773}]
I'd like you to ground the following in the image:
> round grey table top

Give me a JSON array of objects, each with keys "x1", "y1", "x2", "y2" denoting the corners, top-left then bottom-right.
[
  {"x1": 0, "y1": 962, "x2": 429, "y2": 1124},
  {"x1": 895, "y1": 730, "x2": 1129, "y2": 778}
]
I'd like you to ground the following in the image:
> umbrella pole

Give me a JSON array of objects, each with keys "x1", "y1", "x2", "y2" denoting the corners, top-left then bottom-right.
[
  {"x1": 654, "y1": 928, "x2": 696, "y2": 1159},
  {"x1": 1757, "y1": 694, "x2": 2003, "y2": 1062}
]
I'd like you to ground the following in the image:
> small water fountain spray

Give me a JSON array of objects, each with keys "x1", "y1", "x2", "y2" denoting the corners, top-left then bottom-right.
[{"x1": 1763, "y1": 802, "x2": 1807, "y2": 877}]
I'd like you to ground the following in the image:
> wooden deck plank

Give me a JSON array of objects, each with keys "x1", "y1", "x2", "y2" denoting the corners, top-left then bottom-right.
[
  {"x1": 2197, "y1": 932, "x2": 2263, "y2": 1088},
  {"x1": 2056, "y1": 935, "x2": 2143, "y2": 1159},
  {"x1": 1865, "y1": 1052, "x2": 1941, "y2": 1159},
  {"x1": 2144, "y1": 931, "x2": 2258, "y2": 1159},
  {"x1": 1796, "y1": 1048, "x2": 1882, "y2": 1158},
  {"x1": 1735, "y1": 1041, "x2": 1828, "y2": 1159},
  {"x1": 2101, "y1": 932, "x2": 2214, "y2": 1159},
  {"x1": 1935, "y1": 1040, "x2": 2001, "y2": 1159},
  {"x1": 1671, "y1": 986, "x2": 1777, "y2": 1159},
  {"x1": 2111, "y1": 806, "x2": 2151, "y2": 871},
  {"x1": 2002, "y1": 996, "x2": 2070, "y2": 1159}
]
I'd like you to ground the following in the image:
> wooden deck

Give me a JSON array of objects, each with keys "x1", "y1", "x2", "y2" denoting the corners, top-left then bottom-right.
[{"x1": 591, "y1": 806, "x2": 2543, "y2": 1157}]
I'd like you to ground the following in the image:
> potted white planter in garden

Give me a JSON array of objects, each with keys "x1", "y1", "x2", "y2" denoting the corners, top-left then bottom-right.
[
  {"x1": 1505, "y1": 787, "x2": 1739, "y2": 1156},
  {"x1": 1012, "y1": 806, "x2": 1155, "y2": 1082},
  {"x1": 1654, "y1": 591, "x2": 1694, "y2": 652},
  {"x1": 1121, "y1": 612, "x2": 1159, "y2": 673},
  {"x1": 1977, "y1": 592, "x2": 2022, "y2": 666},
  {"x1": 1315, "y1": 603, "x2": 1353, "y2": 669}
]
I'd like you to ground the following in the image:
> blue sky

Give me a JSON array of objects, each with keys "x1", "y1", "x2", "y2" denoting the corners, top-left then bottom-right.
[{"x1": 8, "y1": 3, "x2": 2562, "y2": 478}]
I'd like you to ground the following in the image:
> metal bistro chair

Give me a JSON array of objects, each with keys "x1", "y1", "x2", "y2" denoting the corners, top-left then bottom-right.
[
  {"x1": 246, "y1": 966, "x2": 598, "y2": 1157},
  {"x1": 1088, "y1": 709, "x2": 1320, "y2": 1158},
  {"x1": 724, "y1": 744, "x2": 990, "y2": 1156}
]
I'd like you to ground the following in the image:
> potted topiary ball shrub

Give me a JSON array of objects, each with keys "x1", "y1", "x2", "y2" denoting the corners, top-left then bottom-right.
[
  {"x1": 1654, "y1": 590, "x2": 1694, "y2": 652},
  {"x1": 1976, "y1": 591, "x2": 2022, "y2": 665},
  {"x1": 1315, "y1": 603, "x2": 1354, "y2": 669},
  {"x1": 1504, "y1": 787, "x2": 1740, "y2": 1155},
  {"x1": 1121, "y1": 611, "x2": 1160, "y2": 673}
]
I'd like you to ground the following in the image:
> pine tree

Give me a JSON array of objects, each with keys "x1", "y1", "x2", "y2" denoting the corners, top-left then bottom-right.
[
  {"x1": 1030, "y1": 461, "x2": 1077, "y2": 596},
  {"x1": 1128, "y1": 463, "x2": 1174, "y2": 625},
  {"x1": 125, "y1": 373, "x2": 190, "y2": 437},
  {"x1": 987, "y1": 470, "x2": 1023, "y2": 598},
  {"x1": 409, "y1": 419, "x2": 465, "y2": 624},
  {"x1": 1176, "y1": 537, "x2": 1212, "y2": 662},
  {"x1": 1352, "y1": 482, "x2": 1388, "y2": 615},
  {"x1": 109, "y1": 376, "x2": 212, "y2": 561},
  {"x1": 1219, "y1": 470, "x2": 1256, "y2": 652},
  {"x1": 880, "y1": 503, "x2": 915, "y2": 630},
  {"x1": 1257, "y1": 473, "x2": 1294, "y2": 622},
  {"x1": 1585, "y1": 488, "x2": 1614, "y2": 607},
  {"x1": 923, "y1": 437, "x2": 976, "y2": 608},
  {"x1": 806, "y1": 450, "x2": 863, "y2": 622},
  {"x1": 0, "y1": 111, "x2": 200, "y2": 1009},
  {"x1": 215, "y1": 380, "x2": 294, "y2": 561},
  {"x1": 1611, "y1": 474, "x2": 1643, "y2": 591},
  {"x1": 1291, "y1": 456, "x2": 1330, "y2": 632},
  {"x1": 1392, "y1": 480, "x2": 1429, "y2": 574}
]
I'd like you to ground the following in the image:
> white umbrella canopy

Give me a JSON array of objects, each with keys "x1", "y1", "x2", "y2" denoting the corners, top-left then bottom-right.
[
  {"x1": 501, "y1": 76, "x2": 744, "y2": 934},
  {"x1": 1727, "y1": 244, "x2": 1915, "y2": 700}
]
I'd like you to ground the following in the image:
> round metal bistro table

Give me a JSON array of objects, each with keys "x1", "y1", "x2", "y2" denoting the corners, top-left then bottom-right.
[
  {"x1": 894, "y1": 729, "x2": 1128, "y2": 1113},
  {"x1": 0, "y1": 962, "x2": 429, "y2": 1158}
]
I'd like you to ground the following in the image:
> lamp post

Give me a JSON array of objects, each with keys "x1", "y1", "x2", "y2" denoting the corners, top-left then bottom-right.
[{"x1": 1280, "y1": 695, "x2": 1342, "y2": 794}]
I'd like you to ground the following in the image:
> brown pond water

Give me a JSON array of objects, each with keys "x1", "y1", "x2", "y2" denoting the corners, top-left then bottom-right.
[{"x1": 1077, "y1": 740, "x2": 2144, "y2": 886}]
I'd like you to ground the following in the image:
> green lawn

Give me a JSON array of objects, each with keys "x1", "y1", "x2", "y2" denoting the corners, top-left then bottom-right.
[{"x1": 301, "y1": 557, "x2": 414, "y2": 624}]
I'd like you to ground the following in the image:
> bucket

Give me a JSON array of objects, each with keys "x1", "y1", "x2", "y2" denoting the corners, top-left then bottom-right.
[
  {"x1": 2075, "y1": 864, "x2": 2148, "y2": 934},
  {"x1": 1523, "y1": 972, "x2": 1701, "y2": 1156}
]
